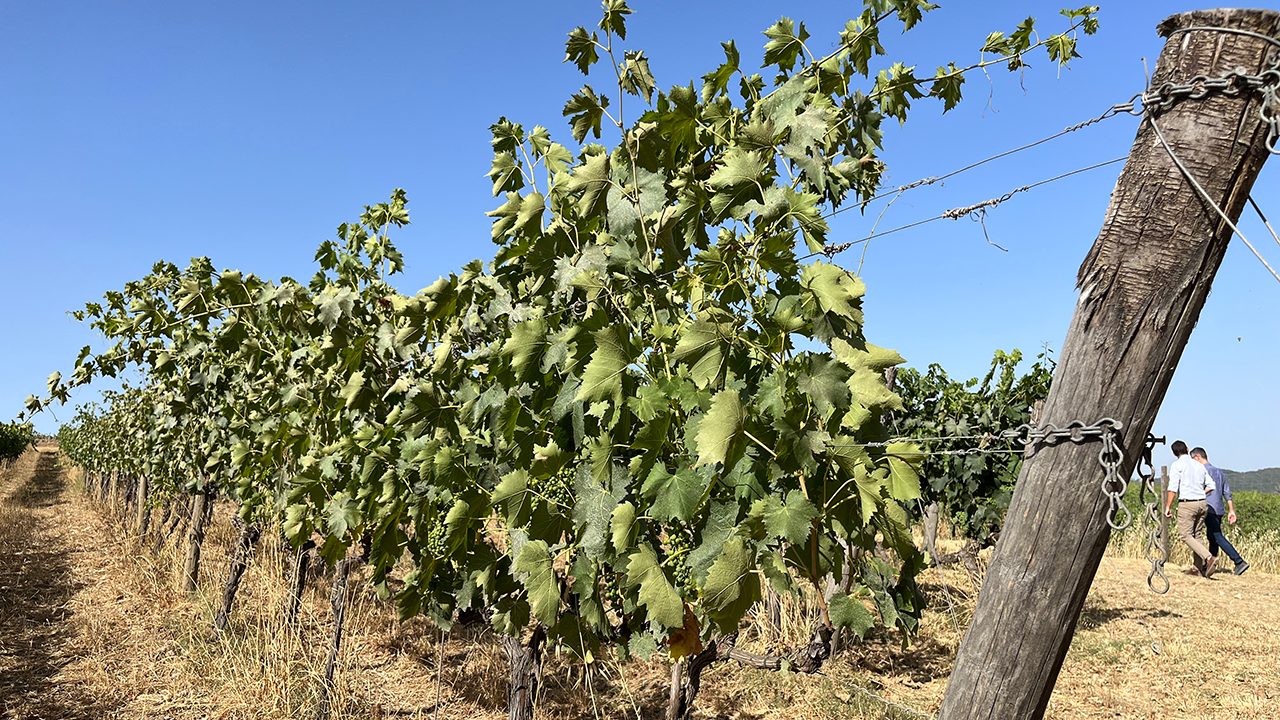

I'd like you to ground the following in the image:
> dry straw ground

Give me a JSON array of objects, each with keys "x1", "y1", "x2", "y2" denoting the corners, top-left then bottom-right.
[{"x1": 2, "y1": 447, "x2": 1277, "y2": 720}]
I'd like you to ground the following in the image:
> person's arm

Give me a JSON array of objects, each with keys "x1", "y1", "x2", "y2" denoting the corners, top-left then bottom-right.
[
  {"x1": 1165, "y1": 490, "x2": 1177, "y2": 518},
  {"x1": 1227, "y1": 497, "x2": 1237, "y2": 524}
]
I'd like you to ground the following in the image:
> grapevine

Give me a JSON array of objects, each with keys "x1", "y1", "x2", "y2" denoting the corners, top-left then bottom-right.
[{"x1": 25, "y1": 2, "x2": 1099, "y2": 717}]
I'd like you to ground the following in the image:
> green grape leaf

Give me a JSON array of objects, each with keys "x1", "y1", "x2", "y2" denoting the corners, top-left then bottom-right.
[
  {"x1": 503, "y1": 318, "x2": 549, "y2": 380},
  {"x1": 755, "y1": 489, "x2": 818, "y2": 544},
  {"x1": 641, "y1": 464, "x2": 708, "y2": 522},
  {"x1": 576, "y1": 326, "x2": 632, "y2": 405},
  {"x1": 701, "y1": 40, "x2": 739, "y2": 102},
  {"x1": 708, "y1": 147, "x2": 769, "y2": 223},
  {"x1": 693, "y1": 389, "x2": 745, "y2": 468},
  {"x1": 828, "y1": 591, "x2": 875, "y2": 640},
  {"x1": 701, "y1": 537, "x2": 760, "y2": 634},
  {"x1": 626, "y1": 545, "x2": 684, "y2": 628},
  {"x1": 687, "y1": 500, "x2": 737, "y2": 583},
  {"x1": 671, "y1": 320, "x2": 733, "y2": 389},
  {"x1": 620, "y1": 50, "x2": 656, "y2": 103},
  {"x1": 514, "y1": 540, "x2": 560, "y2": 626},
  {"x1": 567, "y1": 151, "x2": 611, "y2": 219},
  {"x1": 574, "y1": 465, "x2": 622, "y2": 559},
  {"x1": 340, "y1": 371, "x2": 366, "y2": 409},
  {"x1": 801, "y1": 262, "x2": 865, "y2": 321},
  {"x1": 885, "y1": 442, "x2": 923, "y2": 502},
  {"x1": 610, "y1": 501, "x2": 636, "y2": 554},
  {"x1": 564, "y1": 85, "x2": 611, "y2": 143},
  {"x1": 325, "y1": 492, "x2": 360, "y2": 539},
  {"x1": 599, "y1": 0, "x2": 632, "y2": 40},
  {"x1": 797, "y1": 355, "x2": 851, "y2": 419},
  {"x1": 491, "y1": 469, "x2": 531, "y2": 525},
  {"x1": 488, "y1": 152, "x2": 525, "y2": 197},
  {"x1": 762, "y1": 17, "x2": 809, "y2": 72},
  {"x1": 564, "y1": 27, "x2": 599, "y2": 75},
  {"x1": 316, "y1": 287, "x2": 356, "y2": 329}
]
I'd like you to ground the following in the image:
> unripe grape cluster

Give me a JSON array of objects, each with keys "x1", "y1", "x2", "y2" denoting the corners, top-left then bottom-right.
[
  {"x1": 667, "y1": 531, "x2": 696, "y2": 595},
  {"x1": 530, "y1": 463, "x2": 576, "y2": 515},
  {"x1": 424, "y1": 515, "x2": 449, "y2": 557}
]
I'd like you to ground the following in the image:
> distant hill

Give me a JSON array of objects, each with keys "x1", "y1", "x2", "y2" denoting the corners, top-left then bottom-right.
[{"x1": 1221, "y1": 467, "x2": 1280, "y2": 494}]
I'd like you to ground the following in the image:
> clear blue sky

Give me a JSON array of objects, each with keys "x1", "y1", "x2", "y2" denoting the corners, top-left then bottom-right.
[{"x1": 2, "y1": 1, "x2": 1276, "y2": 471}]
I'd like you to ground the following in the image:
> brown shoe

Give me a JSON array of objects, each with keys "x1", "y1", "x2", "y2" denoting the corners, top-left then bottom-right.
[
  {"x1": 1183, "y1": 567, "x2": 1202, "y2": 577},
  {"x1": 1204, "y1": 556, "x2": 1217, "y2": 576}
]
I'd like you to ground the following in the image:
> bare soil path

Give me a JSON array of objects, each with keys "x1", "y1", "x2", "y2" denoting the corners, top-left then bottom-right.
[{"x1": 0, "y1": 447, "x2": 117, "y2": 719}]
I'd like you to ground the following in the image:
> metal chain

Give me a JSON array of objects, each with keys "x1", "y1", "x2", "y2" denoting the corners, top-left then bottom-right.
[
  {"x1": 1104, "y1": 43, "x2": 1280, "y2": 153},
  {"x1": 847, "y1": 420, "x2": 1134, "y2": 528},
  {"x1": 1098, "y1": 426, "x2": 1129, "y2": 530},
  {"x1": 998, "y1": 419, "x2": 1132, "y2": 530},
  {"x1": 997, "y1": 418, "x2": 1119, "y2": 446},
  {"x1": 1136, "y1": 433, "x2": 1169, "y2": 594},
  {"x1": 1162, "y1": 25, "x2": 1280, "y2": 154}
]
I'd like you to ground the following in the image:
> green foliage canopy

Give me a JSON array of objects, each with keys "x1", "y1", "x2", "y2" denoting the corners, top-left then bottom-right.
[
  {"x1": 894, "y1": 348, "x2": 1054, "y2": 545},
  {"x1": 36, "y1": 0, "x2": 1097, "y2": 663}
]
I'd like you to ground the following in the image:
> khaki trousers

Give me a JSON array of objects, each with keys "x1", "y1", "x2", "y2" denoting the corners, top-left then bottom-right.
[{"x1": 1177, "y1": 499, "x2": 1212, "y2": 567}]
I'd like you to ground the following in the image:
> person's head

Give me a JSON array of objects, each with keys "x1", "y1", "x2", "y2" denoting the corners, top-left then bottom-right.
[
  {"x1": 1191, "y1": 447, "x2": 1208, "y2": 464},
  {"x1": 1172, "y1": 440, "x2": 1188, "y2": 457}
]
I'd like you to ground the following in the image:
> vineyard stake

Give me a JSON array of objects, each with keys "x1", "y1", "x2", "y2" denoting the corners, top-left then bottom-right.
[{"x1": 938, "y1": 9, "x2": 1279, "y2": 719}]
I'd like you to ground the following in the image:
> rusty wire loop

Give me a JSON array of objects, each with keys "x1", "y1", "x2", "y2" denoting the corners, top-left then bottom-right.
[{"x1": 1136, "y1": 434, "x2": 1170, "y2": 594}]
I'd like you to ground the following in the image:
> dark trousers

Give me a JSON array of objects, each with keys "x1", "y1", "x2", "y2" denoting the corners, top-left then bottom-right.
[{"x1": 1206, "y1": 510, "x2": 1244, "y2": 565}]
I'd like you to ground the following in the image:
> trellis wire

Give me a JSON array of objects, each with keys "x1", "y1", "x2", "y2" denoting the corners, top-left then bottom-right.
[
  {"x1": 1146, "y1": 113, "x2": 1280, "y2": 284},
  {"x1": 1248, "y1": 195, "x2": 1280, "y2": 251},
  {"x1": 807, "y1": 158, "x2": 1126, "y2": 260},
  {"x1": 826, "y1": 675, "x2": 935, "y2": 719},
  {"x1": 807, "y1": 28, "x2": 1280, "y2": 261}
]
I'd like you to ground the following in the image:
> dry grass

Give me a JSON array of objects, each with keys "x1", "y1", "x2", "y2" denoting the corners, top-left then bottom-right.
[
  {"x1": 3, "y1": 451, "x2": 1279, "y2": 720},
  {"x1": 1108, "y1": 523, "x2": 1280, "y2": 576}
]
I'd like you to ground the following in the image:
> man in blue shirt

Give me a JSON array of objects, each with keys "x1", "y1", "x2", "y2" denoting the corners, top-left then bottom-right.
[{"x1": 1192, "y1": 446, "x2": 1250, "y2": 576}]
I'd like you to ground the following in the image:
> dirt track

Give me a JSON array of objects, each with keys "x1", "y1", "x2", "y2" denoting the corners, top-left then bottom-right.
[{"x1": 0, "y1": 448, "x2": 119, "y2": 719}]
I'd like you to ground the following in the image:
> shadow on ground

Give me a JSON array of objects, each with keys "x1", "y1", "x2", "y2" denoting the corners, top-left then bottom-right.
[
  {"x1": 1078, "y1": 604, "x2": 1181, "y2": 631},
  {"x1": 0, "y1": 451, "x2": 116, "y2": 719}
]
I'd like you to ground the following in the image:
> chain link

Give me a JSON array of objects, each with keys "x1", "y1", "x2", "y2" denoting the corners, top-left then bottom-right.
[
  {"x1": 1098, "y1": 425, "x2": 1130, "y2": 530},
  {"x1": 997, "y1": 419, "x2": 1132, "y2": 529},
  {"x1": 1103, "y1": 52, "x2": 1280, "y2": 153},
  {"x1": 846, "y1": 419, "x2": 1165, "y2": 534},
  {"x1": 997, "y1": 418, "x2": 1119, "y2": 446},
  {"x1": 1136, "y1": 434, "x2": 1169, "y2": 594}
]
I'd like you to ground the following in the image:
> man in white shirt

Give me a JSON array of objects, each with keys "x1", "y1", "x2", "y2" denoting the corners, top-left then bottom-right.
[{"x1": 1164, "y1": 439, "x2": 1217, "y2": 577}]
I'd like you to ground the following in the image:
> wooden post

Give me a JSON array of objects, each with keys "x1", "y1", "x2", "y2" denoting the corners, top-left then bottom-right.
[
  {"x1": 135, "y1": 475, "x2": 149, "y2": 536},
  {"x1": 503, "y1": 626, "x2": 547, "y2": 720},
  {"x1": 938, "y1": 9, "x2": 1279, "y2": 720},
  {"x1": 285, "y1": 538, "x2": 316, "y2": 624},
  {"x1": 666, "y1": 661, "x2": 685, "y2": 720}
]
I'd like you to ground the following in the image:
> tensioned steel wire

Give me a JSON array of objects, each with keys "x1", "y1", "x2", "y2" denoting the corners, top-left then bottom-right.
[{"x1": 802, "y1": 30, "x2": 1280, "y2": 263}]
